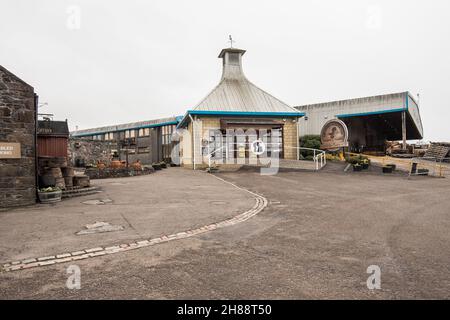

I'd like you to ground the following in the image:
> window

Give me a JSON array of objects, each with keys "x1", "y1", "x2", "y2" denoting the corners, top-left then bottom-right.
[
  {"x1": 125, "y1": 130, "x2": 136, "y2": 138},
  {"x1": 104, "y1": 132, "x2": 114, "y2": 140},
  {"x1": 139, "y1": 128, "x2": 150, "y2": 137},
  {"x1": 228, "y1": 53, "x2": 240, "y2": 65},
  {"x1": 161, "y1": 124, "x2": 176, "y2": 161}
]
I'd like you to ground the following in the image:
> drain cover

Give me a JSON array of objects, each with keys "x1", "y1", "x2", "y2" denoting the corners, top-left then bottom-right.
[
  {"x1": 82, "y1": 199, "x2": 113, "y2": 205},
  {"x1": 76, "y1": 221, "x2": 124, "y2": 235}
]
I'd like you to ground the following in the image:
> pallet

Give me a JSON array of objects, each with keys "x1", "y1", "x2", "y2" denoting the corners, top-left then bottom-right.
[{"x1": 423, "y1": 145, "x2": 450, "y2": 161}]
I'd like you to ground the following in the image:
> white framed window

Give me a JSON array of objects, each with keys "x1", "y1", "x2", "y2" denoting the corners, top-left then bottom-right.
[
  {"x1": 125, "y1": 130, "x2": 136, "y2": 138},
  {"x1": 104, "y1": 132, "x2": 114, "y2": 140}
]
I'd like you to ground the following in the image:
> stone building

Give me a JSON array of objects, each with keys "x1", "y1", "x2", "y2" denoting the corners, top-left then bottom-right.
[
  {"x1": 176, "y1": 47, "x2": 304, "y2": 168},
  {"x1": 70, "y1": 117, "x2": 180, "y2": 166},
  {"x1": 0, "y1": 65, "x2": 37, "y2": 208}
]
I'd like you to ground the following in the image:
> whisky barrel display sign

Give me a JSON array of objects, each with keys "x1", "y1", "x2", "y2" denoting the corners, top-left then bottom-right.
[
  {"x1": 320, "y1": 119, "x2": 349, "y2": 151},
  {"x1": 0, "y1": 142, "x2": 21, "y2": 159}
]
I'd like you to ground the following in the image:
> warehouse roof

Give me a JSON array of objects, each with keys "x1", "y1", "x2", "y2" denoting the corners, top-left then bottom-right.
[
  {"x1": 71, "y1": 116, "x2": 182, "y2": 137},
  {"x1": 295, "y1": 91, "x2": 424, "y2": 140}
]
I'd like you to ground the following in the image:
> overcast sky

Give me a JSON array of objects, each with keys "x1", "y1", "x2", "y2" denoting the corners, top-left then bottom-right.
[{"x1": 1, "y1": 0, "x2": 449, "y2": 141}]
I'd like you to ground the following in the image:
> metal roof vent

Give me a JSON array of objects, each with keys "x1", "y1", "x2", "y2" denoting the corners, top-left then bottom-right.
[
  {"x1": 218, "y1": 48, "x2": 247, "y2": 80},
  {"x1": 192, "y1": 47, "x2": 302, "y2": 114}
]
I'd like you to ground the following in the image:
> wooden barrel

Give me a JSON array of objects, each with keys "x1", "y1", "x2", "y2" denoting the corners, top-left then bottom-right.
[
  {"x1": 38, "y1": 175, "x2": 56, "y2": 188},
  {"x1": 47, "y1": 167, "x2": 63, "y2": 178},
  {"x1": 73, "y1": 175, "x2": 90, "y2": 188},
  {"x1": 64, "y1": 176, "x2": 73, "y2": 188},
  {"x1": 38, "y1": 157, "x2": 68, "y2": 168},
  {"x1": 61, "y1": 167, "x2": 75, "y2": 177},
  {"x1": 55, "y1": 177, "x2": 66, "y2": 190},
  {"x1": 39, "y1": 167, "x2": 62, "y2": 188}
]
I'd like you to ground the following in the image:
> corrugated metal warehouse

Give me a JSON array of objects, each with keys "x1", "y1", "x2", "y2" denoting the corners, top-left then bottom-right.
[{"x1": 296, "y1": 92, "x2": 424, "y2": 152}]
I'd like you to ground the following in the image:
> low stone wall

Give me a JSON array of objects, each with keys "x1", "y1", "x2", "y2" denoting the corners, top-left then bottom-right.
[
  {"x1": 68, "y1": 138, "x2": 118, "y2": 167},
  {"x1": 85, "y1": 167, "x2": 155, "y2": 180}
]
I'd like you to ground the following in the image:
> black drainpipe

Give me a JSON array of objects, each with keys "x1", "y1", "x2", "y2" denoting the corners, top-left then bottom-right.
[{"x1": 34, "y1": 93, "x2": 39, "y2": 202}]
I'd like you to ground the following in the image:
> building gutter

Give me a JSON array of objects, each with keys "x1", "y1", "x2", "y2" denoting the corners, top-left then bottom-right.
[
  {"x1": 177, "y1": 110, "x2": 305, "y2": 129},
  {"x1": 72, "y1": 120, "x2": 180, "y2": 138},
  {"x1": 337, "y1": 108, "x2": 406, "y2": 118}
]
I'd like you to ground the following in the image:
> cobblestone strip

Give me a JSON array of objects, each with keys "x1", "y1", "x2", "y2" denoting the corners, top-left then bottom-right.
[{"x1": 1, "y1": 175, "x2": 268, "y2": 272}]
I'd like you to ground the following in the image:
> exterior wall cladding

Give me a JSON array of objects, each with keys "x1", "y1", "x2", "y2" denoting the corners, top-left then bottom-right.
[
  {"x1": 0, "y1": 66, "x2": 37, "y2": 208},
  {"x1": 69, "y1": 125, "x2": 172, "y2": 166}
]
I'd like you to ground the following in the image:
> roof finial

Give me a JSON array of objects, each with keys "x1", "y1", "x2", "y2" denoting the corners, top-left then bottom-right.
[{"x1": 228, "y1": 35, "x2": 235, "y2": 48}]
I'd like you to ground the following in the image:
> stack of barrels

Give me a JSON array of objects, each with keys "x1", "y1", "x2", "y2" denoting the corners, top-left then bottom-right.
[
  {"x1": 38, "y1": 157, "x2": 72, "y2": 190},
  {"x1": 62, "y1": 167, "x2": 75, "y2": 188},
  {"x1": 38, "y1": 156, "x2": 90, "y2": 190}
]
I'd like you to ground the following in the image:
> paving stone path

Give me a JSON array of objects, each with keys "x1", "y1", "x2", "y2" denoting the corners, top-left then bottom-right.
[{"x1": 1, "y1": 174, "x2": 268, "y2": 272}]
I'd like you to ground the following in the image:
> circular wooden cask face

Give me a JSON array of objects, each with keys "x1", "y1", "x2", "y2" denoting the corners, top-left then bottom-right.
[{"x1": 320, "y1": 119, "x2": 349, "y2": 151}]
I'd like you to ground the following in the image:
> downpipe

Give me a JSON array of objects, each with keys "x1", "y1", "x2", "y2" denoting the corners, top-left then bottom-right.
[{"x1": 188, "y1": 114, "x2": 196, "y2": 170}]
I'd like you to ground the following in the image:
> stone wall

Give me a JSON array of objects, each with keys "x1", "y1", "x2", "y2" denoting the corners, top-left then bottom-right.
[
  {"x1": 68, "y1": 138, "x2": 118, "y2": 167},
  {"x1": 85, "y1": 167, "x2": 155, "y2": 179},
  {"x1": 283, "y1": 119, "x2": 299, "y2": 160},
  {"x1": 0, "y1": 66, "x2": 37, "y2": 208},
  {"x1": 68, "y1": 135, "x2": 160, "y2": 167}
]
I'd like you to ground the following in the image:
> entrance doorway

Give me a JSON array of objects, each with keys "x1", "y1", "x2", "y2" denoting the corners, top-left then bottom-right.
[{"x1": 208, "y1": 127, "x2": 283, "y2": 165}]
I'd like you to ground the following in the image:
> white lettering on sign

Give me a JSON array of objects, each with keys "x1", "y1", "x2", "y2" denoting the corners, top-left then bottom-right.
[{"x1": 0, "y1": 142, "x2": 21, "y2": 159}]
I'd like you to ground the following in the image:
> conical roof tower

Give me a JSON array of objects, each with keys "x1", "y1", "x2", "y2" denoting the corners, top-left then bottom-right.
[{"x1": 192, "y1": 47, "x2": 300, "y2": 114}]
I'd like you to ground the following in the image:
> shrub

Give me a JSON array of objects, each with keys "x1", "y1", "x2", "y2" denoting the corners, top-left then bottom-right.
[
  {"x1": 299, "y1": 135, "x2": 321, "y2": 157},
  {"x1": 346, "y1": 154, "x2": 370, "y2": 165}
]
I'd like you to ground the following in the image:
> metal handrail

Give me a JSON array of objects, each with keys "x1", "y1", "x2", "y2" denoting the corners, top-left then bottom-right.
[
  {"x1": 285, "y1": 146, "x2": 327, "y2": 170},
  {"x1": 207, "y1": 145, "x2": 226, "y2": 169},
  {"x1": 206, "y1": 144, "x2": 327, "y2": 171}
]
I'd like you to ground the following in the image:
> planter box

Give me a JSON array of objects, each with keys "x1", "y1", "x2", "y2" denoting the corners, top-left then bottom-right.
[
  {"x1": 353, "y1": 165, "x2": 363, "y2": 172},
  {"x1": 386, "y1": 164, "x2": 396, "y2": 170},
  {"x1": 362, "y1": 163, "x2": 369, "y2": 170},
  {"x1": 382, "y1": 166, "x2": 393, "y2": 174},
  {"x1": 38, "y1": 190, "x2": 62, "y2": 203}
]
